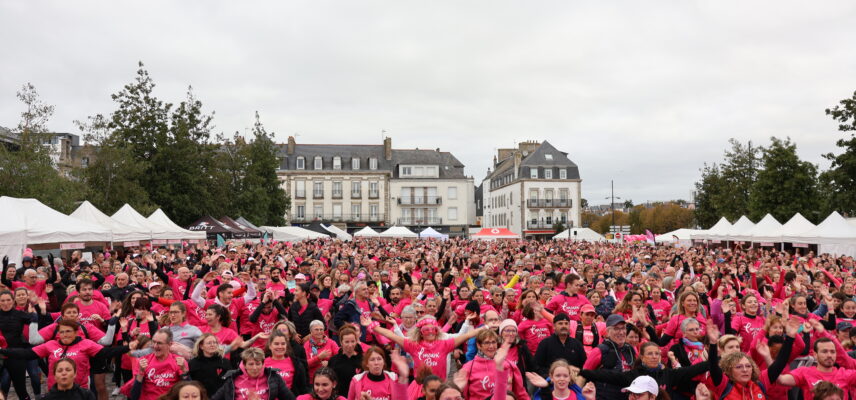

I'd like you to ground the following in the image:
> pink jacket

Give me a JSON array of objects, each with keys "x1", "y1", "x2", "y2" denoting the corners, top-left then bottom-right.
[
  {"x1": 460, "y1": 356, "x2": 529, "y2": 400},
  {"x1": 347, "y1": 371, "x2": 396, "y2": 400}
]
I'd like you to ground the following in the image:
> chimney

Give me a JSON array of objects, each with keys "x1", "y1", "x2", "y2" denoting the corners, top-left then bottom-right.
[
  {"x1": 493, "y1": 155, "x2": 497, "y2": 167},
  {"x1": 287, "y1": 136, "x2": 296, "y2": 154},
  {"x1": 383, "y1": 137, "x2": 392, "y2": 160}
]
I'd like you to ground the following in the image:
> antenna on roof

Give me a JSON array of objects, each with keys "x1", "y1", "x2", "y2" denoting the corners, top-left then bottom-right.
[{"x1": 381, "y1": 129, "x2": 387, "y2": 140}]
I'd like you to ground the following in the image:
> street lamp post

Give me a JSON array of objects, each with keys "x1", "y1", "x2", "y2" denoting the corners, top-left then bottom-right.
[{"x1": 605, "y1": 180, "x2": 621, "y2": 234}]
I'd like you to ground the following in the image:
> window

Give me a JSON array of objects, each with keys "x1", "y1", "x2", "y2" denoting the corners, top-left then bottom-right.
[
  {"x1": 313, "y1": 182, "x2": 323, "y2": 198},
  {"x1": 352, "y1": 158, "x2": 360, "y2": 170},
  {"x1": 448, "y1": 186, "x2": 458, "y2": 200},
  {"x1": 313, "y1": 205, "x2": 323, "y2": 219},
  {"x1": 351, "y1": 181, "x2": 361, "y2": 197},
  {"x1": 402, "y1": 166, "x2": 412, "y2": 176},
  {"x1": 559, "y1": 169, "x2": 567, "y2": 179},
  {"x1": 295, "y1": 181, "x2": 306, "y2": 198},
  {"x1": 530, "y1": 168, "x2": 538, "y2": 179},
  {"x1": 332, "y1": 181, "x2": 342, "y2": 198},
  {"x1": 314, "y1": 156, "x2": 322, "y2": 170},
  {"x1": 369, "y1": 204, "x2": 379, "y2": 220},
  {"x1": 545, "y1": 169, "x2": 552, "y2": 179},
  {"x1": 333, "y1": 156, "x2": 342, "y2": 170},
  {"x1": 369, "y1": 182, "x2": 379, "y2": 198},
  {"x1": 332, "y1": 204, "x2": 342, "y2": 219},
  {"x1": 369, "y1": 158, "x2": 378, "y2": 170},
  {"x1": 545, "y1": 154, "x2": 553, "y2": 161},
  {"x1": 296, "y1": 205, "x2": 305, "y2": 219},
  {"x1": 415, "y1": 166, "x2": 424, "y2": 176},
  {"x1": 351, "y1": 204, "x2": 361, "y2": 219},
  {"x1": 296, "y1": 157, "x2": 305, "y2": 170},
  {"x1": 448, "y1": 207, "x2": 458, "y2": 221}
]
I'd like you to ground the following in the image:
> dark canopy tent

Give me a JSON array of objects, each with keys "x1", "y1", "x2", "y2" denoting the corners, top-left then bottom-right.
[
  {"x1": 236, "y1": 217, "x2": 262, "y2": 231},
  {"x1": 306, "y1": 221, "x2": 335, "y2": 237},
  {"x1": 187, "y1": 216, "x2": 242, "y2": 240},
  {"x1": 220, "y1": 216, "x2": 261, "y2": 239}
]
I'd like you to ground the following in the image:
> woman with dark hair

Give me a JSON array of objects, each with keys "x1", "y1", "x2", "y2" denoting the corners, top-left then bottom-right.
[
  {"x1": 38, "y1": 358, "x2": 96, "y2": 400},
  {"x1": 288, "y1": 283, "x2": 324, "y2": 337},
  {"x1": 0, "y1": 290, "x2": 35, "y2": 400},
  {"x1": 347, "y1": 346, "x2": 396, "y2": 400},
  {"x1": 201, "y1": 304, "x2": 242, "y2": 351},
  {"x1": 265, "y1": 330, "x2": 309, "y2": 395},
  {"x1": 296, "y1": 367, "x2": 346, "y2": 400},
  {"x1": 212, "y1": 347, "x2": 295, "y2": 400},
  {"x1": 328, "y1": 326, "x2": 364, "y2": 388},
  {"x1": 157, "y1": 381, "x2": 209, "y2": 400}
]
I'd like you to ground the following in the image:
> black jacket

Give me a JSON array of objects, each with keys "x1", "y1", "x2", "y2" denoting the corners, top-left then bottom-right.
[
  {"x1": 288, "y1": 301, "x2": 324, "y2": 337},
  {"x1": 588, "y1": 340, "x2": 638, "y2": 400},
  {"x1": 39, "y1": 384, "x2": 96, "y2": 400},
  {"x1": 188, "y1": 353, "x2": 233, "y2": 396},
  {"x1": 0, "y1": 307, "x2": 33, "y2": 348},
  {"x1": 533, "y1": 334, "x2": 586, "y2": 375},
  {"x1": 328, "y1": 346, "x2": 365, "y2": 392},
  {"x1": 212, "y1": 367, "x2": 296, "y2": 400},
  {"x1": 580, "y1": 361, "x2": 710, "y2": 398}
]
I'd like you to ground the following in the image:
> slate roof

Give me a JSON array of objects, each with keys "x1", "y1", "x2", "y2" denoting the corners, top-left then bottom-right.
[
  {"x1": 391, "y1": 149, "x2": 466, "y2": 179},
  {"x1": 485, "y1": 141, "x2": 580, "y2": 181}
]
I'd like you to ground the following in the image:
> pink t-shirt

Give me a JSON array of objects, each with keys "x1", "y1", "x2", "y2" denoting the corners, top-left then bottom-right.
[
  {"x1": 402, "y1": 338, "x2": 456, "y2": 379},
  {"x1": 74, "y1": 300, "x2": 111, "y2": 329},
  {"x1": 38, "y1": 322, "x2": 105, "y2": 343},
  {"x1": 138, "y1": 353, "x2": 183, "y2": 400},
  {"x1": 12, "y1": 280, "x2": 48, "y2": 300},
  {"x1": 265, "y1": 357, "x2": 295, "y2": 388},
  {"x1": 32, "y1": 339, "x2": 102, "y2": 388},
  {"x1": 518, "y1": 318, "x2": 554, "y2": 354},
  {"x1": 789, "y1": 366, "x2": 856, "y2": 400}
]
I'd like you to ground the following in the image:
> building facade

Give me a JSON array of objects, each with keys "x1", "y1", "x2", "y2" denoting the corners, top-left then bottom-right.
[
  {"x1": 481, "y1": 141, "x2": 581, "y2": 238},
  {"x1": 276, "y1": 137, "x2": 473, "y2": 236}
]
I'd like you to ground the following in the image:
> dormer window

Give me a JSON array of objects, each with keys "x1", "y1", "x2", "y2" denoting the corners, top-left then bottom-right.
[
  {"x1": 369, "y1": 158, "x2": 378, "y2": 170},
  {"x1": 545, "y1": 154, "x2": 553, "y2": 161},
  {"x1": 333, "y1": 156, "x2": 342, "y2": 170},
  {"x1": 352, "y1": 158, "x2": 360, "y2": 170},
  {"x1": 560, "y1": 169, "x2": 567, "y2": 179},
  {"x1": 314, "y1": 156, "x2": 322, "y2": 170},
  {"x1": 296, "y1": 157, "x2": 305, "y2": 170}
]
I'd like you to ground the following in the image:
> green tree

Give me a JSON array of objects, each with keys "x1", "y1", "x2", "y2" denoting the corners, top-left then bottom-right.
[
  {"x1": 694, "y1": 163, "x2": 725, "y2": 228},
  {"x1": 821, "y1": 90, "x2": 856, "y2": 216},
  {"x1": 717, "y1": 139, "x2": 759, "y2": 220},
  {"x1": 0, "y1": 83, "x2": 85, "y2": 213},
  {"x1": 749, "y1": 137, "x2": 819, "y2": 222},
  {"x1": 229, "y1": 113, "x2": 289, "y2": 225}
]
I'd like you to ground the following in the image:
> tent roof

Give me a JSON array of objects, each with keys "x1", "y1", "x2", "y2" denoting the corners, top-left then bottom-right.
[
  {"x1": 737, "y1": 214, "x2": 783, "y2": 242},
  {"x1": 656, "y1": 228, "x2": 704, "y2": 242},
  {"x1": 260, "y1": 226, "x2": 329, "y2": 241},
  {"x1": 305, "y1": 221, "x2": 336, "y2": 237},
  {"x1": 419, "y1": 227, "x2": 448, "y2": 239},
  {"x1": 323, "y1": 224, "x2": 353, "y2": 241},
  {"x1": 553, "y1": 228, "x2": 605, "y2": 241},
  {"x1": 693, "y1": 217, "x2": 731, "y2": 240},
  {"x1": 112, "y1": 204, "x2": 169, "y2": 237},
  {"x1": 723, "y1": 216, "x2": 755, "y2": 237},
  {"x1": 379, "y1": 226, "x2": 418, "y2": 238},
  {"x1": 220, "y1": 216, "x2": 262, "y2": 238},
  {"x1": 146, "y1": 209, "x2": 206, "y2": 240},
  {"x1": 797, "y1": 212, "x2": 856, "y2": 244},
  {"x1": 186, "y1": 216, "x2": 241, "y2": 237},
  {"x1": 472, "y1": 227, "x2": 520, "y2": 239},
  {"x1": 780, "y1": 213, "x2": 817, "y2": 242},
  {"x1": 0, "y1": 196, "x2": 112, "y2": 245},
  {"x1": 353, "y1": 226, "x2": 380, "y2": 237},
  {"x1": 71, "y1": 201, "x2": 151, "y2": 242},
  {"x1": 236, "y1": 217, "x2": 262, "y2": 231}
]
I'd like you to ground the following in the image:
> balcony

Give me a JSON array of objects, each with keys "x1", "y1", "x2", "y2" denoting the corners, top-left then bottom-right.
[
  {"x1": 368, "y1": 191, "x2": 380, "y2": 199},
  {"x1": 291, "y1": 214, "x2": 386, "y2": 223},
  {"x1": 398, "y1": 196, "x2": 442, "y2": 205},
  {"x1": 398, "y1": 217, "x2": 443, "y2": 225},
  {"x1": 351, "y1": 192, "x2": 362, "y2": 199},
  {"x1": 332, "y1": 191, "x2": 343, "y2": 199},
  {"x1": 294, "y1": 191, "x2": 306, "y2": 199},
  {"x1": 527, "y1": 220, "x2": 567, "y2": 229},
  {"x1": 312, "y1": 191, "x2": 324, "y2": 199},
  {"x1": 527, "y1": 199, "x2": 571, "y2": 208}
]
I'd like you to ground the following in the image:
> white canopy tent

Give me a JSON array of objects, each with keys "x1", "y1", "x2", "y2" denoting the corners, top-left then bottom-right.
[
  {"x1": 781, "y1": 213, "x2": 818, "y2": 244},
  {"x1": 353, "y1": 226, "x2": 380, "y2": 238},
  {"x1": 379, "y1": 226, "x2": 418, "y2": 238},
  {"x1": 260, "y1": 226, "x2": 329, "y2": 241},
  {"x1": 419, "y1": 227, "x2": 449, "y2": 240},
  {"x1": 796, "y1": 212, "x2": 856, "y2": 257},
  {"x1": 147, "y1": 209, "x2": 206, "y2": 241},
  {"x1": 112, "y1": 204, "x2": 169, "y2": 239},
  {"x1": 655, "y1": 229, "x2": 704, "y2": 248},
  {"x1": 70, "y1": 201, "x2": 151, "y2": 242},
  {"x1": 718, "y1": 216, "x2": 754, "y2": 242},
  {"x1": 693, "y1": 217, "x2": 731, "y2": 241},
  {"x1": 737, "y1": 214, "x2": 782, "y2": 243},
  {"x1": 323, "y1": 224, "x2": 353, "y2": 241},
  {"x1": 0, "y1": 197, "x2": 112, "y2": 265},
  {"x1": 553, "y1": 228, "x2": 606, "y2": 242}
]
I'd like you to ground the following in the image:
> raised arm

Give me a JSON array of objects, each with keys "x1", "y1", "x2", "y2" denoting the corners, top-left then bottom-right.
[
  {"x1": 453, "y1": 325, "x2": 484, "y2": 347},
  {"x1": 190, "y1": 280, "x2": 207, "y2": 308},
  {"x1": 362, "y1": 315, "x2": 406, "y2": 348}
]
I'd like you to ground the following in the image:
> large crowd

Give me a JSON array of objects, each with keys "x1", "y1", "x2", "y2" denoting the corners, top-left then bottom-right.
[{"x1": 0, "y1": 237, "x2": 855, "y2": 400}]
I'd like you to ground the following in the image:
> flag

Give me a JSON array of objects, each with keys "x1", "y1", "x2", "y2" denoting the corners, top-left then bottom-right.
[
  {"x1": 645, "y1": 229, "x2": 656, "y2": 244},
  {"x1": 216, "y1": 234, "x2": 225, "y2": 248}
]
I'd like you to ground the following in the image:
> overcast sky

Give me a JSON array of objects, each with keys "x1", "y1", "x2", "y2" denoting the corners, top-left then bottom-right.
[{"x1": 2, "y1": 1, "x2": 856, "y2": 205}]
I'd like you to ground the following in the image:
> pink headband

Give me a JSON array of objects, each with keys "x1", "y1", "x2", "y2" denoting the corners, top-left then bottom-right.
[{"x1": 415, "y1": 317, "x2": 439, "y2": 329}]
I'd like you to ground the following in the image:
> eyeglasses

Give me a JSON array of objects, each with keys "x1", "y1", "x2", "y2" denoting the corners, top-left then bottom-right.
[
  {"x1": 733, "y1": 363, "x2": 753, "y2": 370},
  {"x1": 479, "y1": 341, "x2": 498, "y2": 346}
]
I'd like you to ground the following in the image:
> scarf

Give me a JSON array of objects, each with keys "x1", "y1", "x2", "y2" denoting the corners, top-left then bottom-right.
[
  {"x1": 309, "y1": 336, "x2": 327, "y2": 356},
  {"x1": 682, "y1": 338, "x2": 705, "y2": 363}
]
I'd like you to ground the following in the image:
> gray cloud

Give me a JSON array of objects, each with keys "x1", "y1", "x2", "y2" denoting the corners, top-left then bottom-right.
[{"x1": 2, "y1": 1, "x2": 855, "y2": 205}]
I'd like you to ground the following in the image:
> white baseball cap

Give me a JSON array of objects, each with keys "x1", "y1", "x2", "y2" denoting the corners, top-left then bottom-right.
[
  {"x1": 622, "y1": 376, "x2": 658, "y2": 395},
  {"x1": 295, "y1": 273, "x2": 307, "y2": 281}
]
